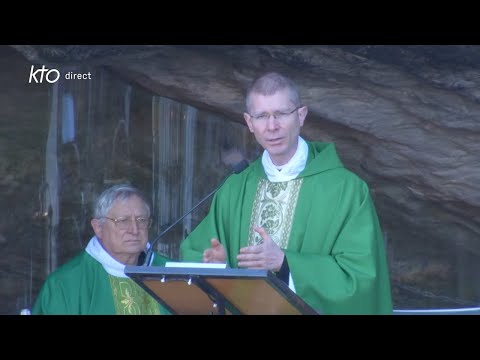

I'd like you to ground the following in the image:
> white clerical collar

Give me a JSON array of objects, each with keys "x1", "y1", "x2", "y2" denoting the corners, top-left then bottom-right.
[
  {"x1": 262, "y1": 137, "x2": 308, "y2": 182},
  {"x1": 85, "y1": 236, "x2": 149, "y2": 278}
]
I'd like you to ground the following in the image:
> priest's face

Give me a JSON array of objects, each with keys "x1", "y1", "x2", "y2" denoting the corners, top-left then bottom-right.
[
  {"x1": 244, "y1": 89, "x2": 308, "y2": 166},
  {"x1": 91, "y1": 195, "x2": 150, "y2": 265}
]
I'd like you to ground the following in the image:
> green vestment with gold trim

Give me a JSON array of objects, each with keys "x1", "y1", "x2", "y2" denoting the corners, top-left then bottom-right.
[
  {"x1": 32, "y1": 251, "x2": 170, "y2": 315},
  {"x1": 181, "y1": 142, "x2": 392, "y2": 315}
]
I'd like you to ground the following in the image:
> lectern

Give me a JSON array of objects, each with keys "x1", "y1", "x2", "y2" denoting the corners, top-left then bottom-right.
[{"x1": 124, "y1": 265, "x2": 319, "y2": 315}]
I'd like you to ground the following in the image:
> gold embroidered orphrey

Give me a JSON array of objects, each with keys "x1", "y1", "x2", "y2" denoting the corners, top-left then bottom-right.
[
  {"x1": 248, "y1": 178, "x2": 303, "y2": 249},
  {"x1": 109, "y1": 275, "x2": 161, "y2": 315}
]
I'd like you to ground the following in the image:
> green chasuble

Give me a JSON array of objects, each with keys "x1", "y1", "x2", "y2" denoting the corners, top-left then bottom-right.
[
  {"x1": 32, "y1": 251, "x2": 170, "y2": 315},
  {"x1": 181, "y1": 141, "x2": 393, "y2": 315}
]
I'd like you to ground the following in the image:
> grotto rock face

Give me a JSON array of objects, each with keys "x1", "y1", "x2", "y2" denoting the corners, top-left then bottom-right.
[{"x1": 9, "y1": 44, "x2": 480, "y2": 307}]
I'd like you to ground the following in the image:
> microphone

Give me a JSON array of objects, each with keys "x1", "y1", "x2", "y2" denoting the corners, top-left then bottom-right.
[{"x1": 143, "y1": 159, "x2": 249, "y2": 266}]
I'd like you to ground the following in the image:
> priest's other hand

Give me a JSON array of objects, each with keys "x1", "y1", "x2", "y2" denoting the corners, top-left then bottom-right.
[
  {"x1": 237, "y1": 226, "x2": 284, "y2": 272},
  {"x1": 203, "y1": 238, "x2": 226, "y2": 263}
]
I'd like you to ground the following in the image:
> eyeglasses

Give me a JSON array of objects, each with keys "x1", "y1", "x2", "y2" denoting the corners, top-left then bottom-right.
[
  {"x1": 247, "y1": 105, "x2": 303, "y2": 121},
  {"x1": 101, "y1": 216, "x2": 152, "y2": 231}
]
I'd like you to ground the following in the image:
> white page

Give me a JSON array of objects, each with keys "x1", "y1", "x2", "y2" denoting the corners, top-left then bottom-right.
[{"x1": 165, "y1": 261, "x2": 227, "y2": 269}]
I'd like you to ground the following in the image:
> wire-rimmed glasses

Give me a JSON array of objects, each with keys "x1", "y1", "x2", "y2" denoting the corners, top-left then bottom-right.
[
  {"x1": 247, "y1": 105, "x2": 303, "y2": 121},
  {"x1": 101, "y1": 216, "x2": 152, "y2": 231}
]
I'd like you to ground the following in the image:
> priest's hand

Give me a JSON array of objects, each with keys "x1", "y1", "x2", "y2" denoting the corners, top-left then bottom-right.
[
  {"x1": 237, "y1": 226, "x2": 284, "y2": 272},
  {"x1": 203, "y1": 238, "x2": 226, "y2": 263}
]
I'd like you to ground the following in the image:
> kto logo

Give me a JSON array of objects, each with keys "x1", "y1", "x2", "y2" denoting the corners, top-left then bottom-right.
[{"x1": 28, "y1": 65, "x2": 60, "y2": 84}]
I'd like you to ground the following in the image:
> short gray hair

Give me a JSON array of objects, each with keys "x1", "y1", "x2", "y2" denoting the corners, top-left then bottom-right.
[
  {"x1": 245, "y1": 72, "x2": 301, "y2": 112},
  {"x1": 93, "y1": 184, "x2": 151, "y2": 221}
]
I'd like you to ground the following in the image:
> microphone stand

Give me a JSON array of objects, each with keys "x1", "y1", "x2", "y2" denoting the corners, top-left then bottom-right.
[{"x1": 143, "y1": 159, "x2": 249, "y2": 266}]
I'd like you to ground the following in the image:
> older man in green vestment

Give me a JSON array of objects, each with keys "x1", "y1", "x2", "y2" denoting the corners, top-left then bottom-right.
[{"x1": 33, "y1": 184, "x2": 170, "y2": 315}]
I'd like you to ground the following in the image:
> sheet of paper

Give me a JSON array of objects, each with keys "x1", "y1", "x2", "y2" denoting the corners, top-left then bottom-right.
[{"x1": 165, "y1": 261, "x2": 227, "y2": 269}]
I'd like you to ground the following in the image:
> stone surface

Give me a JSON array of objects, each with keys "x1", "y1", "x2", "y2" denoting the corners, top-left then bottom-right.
[{"x1": 6, "y1": 44, "x2": 480, "y2": 310}]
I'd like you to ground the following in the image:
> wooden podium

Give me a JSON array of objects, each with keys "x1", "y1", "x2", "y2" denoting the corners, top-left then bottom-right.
[{"x1": 124, "y1": 265, "x2": 319, "y2": 315}]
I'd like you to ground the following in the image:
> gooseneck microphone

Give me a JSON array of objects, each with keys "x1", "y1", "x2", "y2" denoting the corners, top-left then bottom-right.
[{"x1": 143, "y1": 159, "x2": 249, "y2": 266}]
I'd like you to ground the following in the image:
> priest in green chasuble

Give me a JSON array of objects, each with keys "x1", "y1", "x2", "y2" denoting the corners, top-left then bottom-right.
[
  {"x1": 181, "y1": 72, "x2": 393, "y2": 315},
  {"x1": 33, "y1": 184, "x2": 170, "y2": 315}
]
